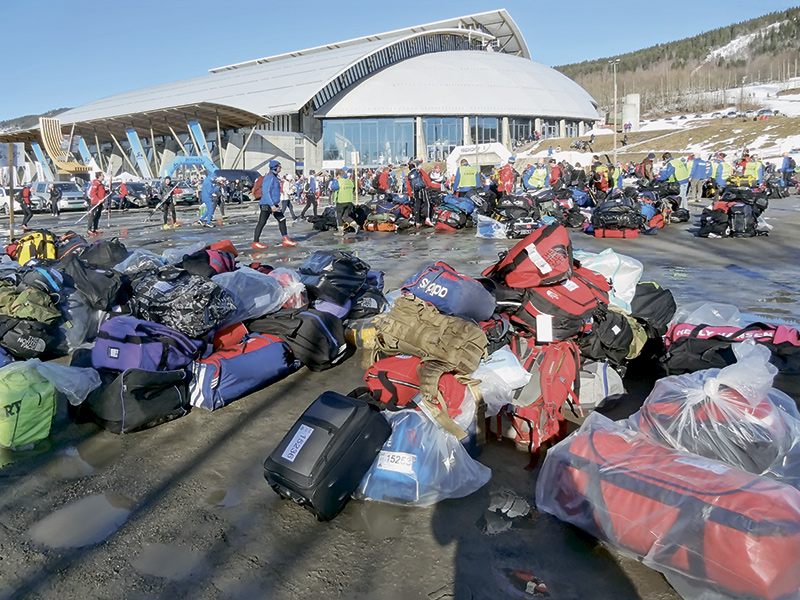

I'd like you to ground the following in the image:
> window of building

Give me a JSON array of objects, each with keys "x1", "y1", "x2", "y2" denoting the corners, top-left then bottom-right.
[
  {"x1": 468, "y1": 117, "x2": 499, "y2": 144},
  {"x1": 542, "y1": 119, "x2": 559, "y2": 139},
  {"x1": 322, "y1": 118, "x2": 414, "y2": 167},
  {"x1": 510, "y1": 117, "x2": 534, "y2": 144},
  {"x1": 421, "y1": 117, "x2": 463, "y2": 162},
  {"x1": 565, "y1": 121, "x2": 579, "y2": 138}
]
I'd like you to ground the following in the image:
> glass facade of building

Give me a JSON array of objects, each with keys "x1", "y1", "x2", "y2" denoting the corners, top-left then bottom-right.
[
  {"x1": 510, "y1": 117, "x2": 534, "y2": 143},
  {"x1": 467, "y1": 117, "x2": 499, "y2": 144},
  {"x1": 322, "y1": 118, "x2": 414, "y2": 167},
  {"x1": 421, "y1": 117, "x2": 463, "y2": 162}
]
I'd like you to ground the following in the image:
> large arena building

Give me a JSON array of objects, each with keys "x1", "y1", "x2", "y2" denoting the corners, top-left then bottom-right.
[{"x1": 2, "y1": 9, "x2": 598, "y2": 179}]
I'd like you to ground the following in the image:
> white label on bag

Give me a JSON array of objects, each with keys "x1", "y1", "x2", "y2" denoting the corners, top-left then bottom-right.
[
  {"x1": 152, "y1": 280, "x2": 174, "y2": 293},
  {"x1": 536, "y1": 315, "x2": 554, "y2": 343},
  {"x1": 281, "y1": 424, "x2": 314, "y2": 462},
  {"x1": 525, "y1": 244, "x2": 552, "y2": 274},
  {"x1": 674, "y1": 456, "x2": 730, "y2": 475},
  {"x1": 561, "y1": 279, "x2": 579, "y2": 292},
  {"x1": 611, "y1": 325, "x2": 621, "y2": 336},
  {"x1": 376, "y1": 451, "x2": 416, "y2": 475}
]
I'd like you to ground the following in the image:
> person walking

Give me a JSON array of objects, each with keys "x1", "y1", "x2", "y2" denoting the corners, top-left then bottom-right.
[
  {"x1": 118, "y1": 181, "x2": 129, "y2": 211},
  {"x1": 280, "y1": 174, "x2": 298, "y2": 220},
  {"x1": 160, "y1": 176, "x2": 178, "y2": 228},
  {"x1": 780, "y1": 152, "x2": 796, "y2": 188},
  {"x1": 48, "y1": 183, "x2": 61, "y2": 217},
  {"x1": 329, "y1": 169, "x2": 359, "y2": 236},
  {"x1": 18, "y1": 184, "x2": 34, "y2": 231},
  {"x1": 252, "y1": 160, "x2": 297, "y2": 249},
  {"x1": 87, "y1": 172, "x2": 107, "y2": 236},
  {"x1": 300, "y1": 170, "x2": 318, "y2": 219}
]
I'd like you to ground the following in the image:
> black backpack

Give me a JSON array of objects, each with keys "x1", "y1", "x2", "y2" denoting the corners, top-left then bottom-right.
[
  {"x1": 578, "y1": 306, "x2": 633, "y2": 367},
  {"x1": 248, "y1": 308, "x2": 353, "y2": 371},
  {"x1": 698, "y1": 208, "x2": 729, "y2": 238},
  {"x1": 729, "y1": 203, "x2": 756, "y2": 237},
  {"x1": 57, "y1": 252, "x2": 131, "y2": 311},
  {"x1": 299, "y1": 250, "x2": 369, "y2": 305},
  {"x1": 80, "y1": 238, "x2": 129, "y2": 270},
  {"x1": 629, "y1": 282, "x2": 677, "y2": 338}
]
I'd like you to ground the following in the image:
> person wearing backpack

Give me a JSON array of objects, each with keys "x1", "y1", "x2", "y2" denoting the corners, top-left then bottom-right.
[
  {"x1": 15, "y1": 185, "x2": 35, "y2": 231},
  {"x1": 48, "y1": 184, "x2": 62, "y2": 218},
  {"x1": 329, "y1": 169, "x2": 359, "y2": 236},
  {"x1": 252, "y1": 174, "x2": 264, "y2": 201},
  {"x1": 300, "y1": 170, "x2": 319, "y2": 219},
  {"x1": 253, "y1": 160, "x2": 297, "y2": 249},
  {"x1": 87, "y1": 172, "x2": 107, "y2": 236},
  {"x1": 405, "y1": 160, "x2": 432, "y2": 227}
]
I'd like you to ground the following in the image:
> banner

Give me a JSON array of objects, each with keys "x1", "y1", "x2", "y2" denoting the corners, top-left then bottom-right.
[
  {"x1": 0, "y1": 143, "x2": 25, "y2": 167},
  {"x1": 30, "y1": 142, "x2": 55, "y2": 180},
  {"x1": 125, "y1": 128, "x2": 153, "y2": 178},
  {"x1": 77, "y1": 138, "x2": 92, "y2": 164},
  {"x1": 189, "y1": 121, "x2": 213, "y2": 162}
]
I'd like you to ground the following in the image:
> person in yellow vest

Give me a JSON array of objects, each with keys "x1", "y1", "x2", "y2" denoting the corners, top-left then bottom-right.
[
  {"x1": 454, "y1": 159, "x2": 480, "y2": 196},
  {"x1": 655, "y1": 152, "x2": 691, "y2": 209},
  {"x1": 712, "y1": 152, "x2": 733, "y2": 199},
  {"x1": 330, "y1": 168, "x2": 359, "y2": 236},
  {"x1": 744, "y1": 154, "x2": 764, "y2": 185},
  {"x1": 523, "y1": 157, "x2": 550, "y2": 190}
]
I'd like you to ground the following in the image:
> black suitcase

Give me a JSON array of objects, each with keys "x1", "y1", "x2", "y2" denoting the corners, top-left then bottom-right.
[{"x1": 263, "y1": 391, "x2": 391, "y2": 521}]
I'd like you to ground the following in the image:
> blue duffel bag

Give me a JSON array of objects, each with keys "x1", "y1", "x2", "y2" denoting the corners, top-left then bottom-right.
[
  {"x1": 570, "y1": 187, "x2": 592, "y2": 207},
  {"x1": 401, "y1": 261, "x2": 496, "y2": 322},
  {"x1": 456, "y1": 197, "x2": 476, "y2": 214}
]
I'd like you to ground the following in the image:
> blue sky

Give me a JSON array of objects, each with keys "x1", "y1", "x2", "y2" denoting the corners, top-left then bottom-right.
[{"x1": 1, "y1": 0, "x2": 797, "y2": 122}]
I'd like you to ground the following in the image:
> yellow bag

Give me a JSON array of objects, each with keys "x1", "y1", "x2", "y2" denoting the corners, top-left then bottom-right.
[{"x1": 16, "y1": 231, "x2": 57, "y2": 266}]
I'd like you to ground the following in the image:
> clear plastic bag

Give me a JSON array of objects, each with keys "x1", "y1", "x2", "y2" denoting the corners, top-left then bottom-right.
[
  {"x1": 161, "y1": 242, "x2": 206, "y2": 265},
  {"x1": 476, "y1": 215, "x2": 508, "y2": 239},
  {"x1": 472, "y1": 346, "x2": 531, "y2": 390},
  {"x1": 475, "y1": 370, "x2": 513, "y2": 417},
  {"x1": 34, "y1": 359, "x2": 103, "y2": 406},
  {"x1": 113, "y1": 248, "x2": 164, "y2": 274},
  {"x1": 537, "y1": 412, "x2": 800, "y2": 600},
  {"x1": 355, "y1": 409, "x2": 491, "y2": 506},
  {"x1": 573, "y1": 248, "x2": 642, "y2": 313},
  {"x1": 267, "y1": 268, "x2": 308, "y2": 309},
  {"x1": 629, "y1": 341, "x2": 800, "y2": 485},
  {"x1": 671, "y1": 301, "x2": 741, "y2": 327},
  {"x1": 212, "y1": 267, "x2": 286, "y2": 326}
]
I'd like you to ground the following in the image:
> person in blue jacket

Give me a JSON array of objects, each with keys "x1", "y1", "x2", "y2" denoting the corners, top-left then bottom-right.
[
  {"x1": 199, "y1": 174, "x2": 221, "y2": 227},
  {"x1": 780, "y1": 152, "x2": 796, "y2": 188},
  {"x1": 453, "y1": 159, "x2": 481, "y2": 195},
  {"x1": 252, "y1": 160, "x2": 297, "y2": 249},
  {"x1": 687, "y1": 155, "x2": 711, "y2": 203}
]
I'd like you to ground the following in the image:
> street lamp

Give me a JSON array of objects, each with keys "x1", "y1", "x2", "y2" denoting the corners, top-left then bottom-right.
[
  {"x1": 739, "y1": 75, "x2": 748, "y2": 114},
  {"x1": 609, "y1": 58, "x2": 620, "y2": 166}
]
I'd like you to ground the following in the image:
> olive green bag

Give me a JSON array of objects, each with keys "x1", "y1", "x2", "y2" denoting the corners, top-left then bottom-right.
[
  {"x1": 7, "y1": 288, "x2": 62, "y2": 325},
  {"x1": 373, "y1": 294, "x2": 487, "y2": 439},
  {"x1": 0, "y1": 366, "x2": 57, "y2": 449}
]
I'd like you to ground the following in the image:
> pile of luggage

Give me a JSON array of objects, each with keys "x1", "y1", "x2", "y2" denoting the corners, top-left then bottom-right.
[
  {"x1": 699, "y1": 186, "x2": 770, "y2": 238},
  {"x1": 0, "y1": 230, "x2": 388, "y2": 447}
]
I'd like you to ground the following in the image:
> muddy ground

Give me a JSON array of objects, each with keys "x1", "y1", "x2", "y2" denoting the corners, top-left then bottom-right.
[{"x1": 1, "y1": 195, "x2": 799, "y2": 600}]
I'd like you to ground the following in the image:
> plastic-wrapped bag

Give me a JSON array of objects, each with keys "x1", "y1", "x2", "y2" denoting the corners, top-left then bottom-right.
[
  {"x1": 161, "y1": 242, "x2": 206, "y2": 265},
  {"x1": 476, "y1": 215, "x2": 507, "y2": 239},
  {"x1": 472, "y1": 346, "x2": 531, "y2": 391},
  {"x1": 573, "y1": 248, "x2": 642, "y2": 313},
  {"x1": 630, "y1": 341, "x2": 800, "y2": 485},
  {"x1": 355, "y1": 409, "x2": 491, "y2": 506},
  {"x1": 475, "y1": 369, "x2": 513, "y2": 417},
  {"x1": 212, "y1": 267, "x2": 286, "y2": 327},
  {"x1": 536, "y1": 412, "x2": 800, "y2": 600},
  {"x1": 578, "y1": 360, "x2": 624, "y2": 411},
  {"x1": 113, "y1": 248, "x2": 164, "y2": 275},
  {"x1": 671, "y1": 301, "x2": 741, "y2": 327},
  {"x1": 267, "y1": 268, "x2": 308, "y2": 309}
]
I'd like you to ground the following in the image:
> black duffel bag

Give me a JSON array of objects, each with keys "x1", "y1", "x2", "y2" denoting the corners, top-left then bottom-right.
[
  {"x1": 578, "y1": 306, "x2": 633, "y2": 367},
  {"x1": 79, "y1": 368, "x2": 190, "y2": 434},
  {"x1": 129, "y1": 266, "x2": 236, "y2": 339},
  {"x1": 299, "y1": 250, "x2": 369, "y2": 305},
  {"x1": 591, "y1": 199, "x2": 644, "y2": 230},
  {"x1": 57, "y1": 252, "x2": 130, "y2": 311},
  {"x1": 248, "y1": 308, "x2": 353, "y2": 371},
  {"x1": 79, "y1": 238, "x2": 129, "y2": 270},
  {"x1": 0, "y1": 315, "x2": 58, "y2": 359},
  {"x1": 629, "y1": 282, "x2": 677, "y2": 338}
]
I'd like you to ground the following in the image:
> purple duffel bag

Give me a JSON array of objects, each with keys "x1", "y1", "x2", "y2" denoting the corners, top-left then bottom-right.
[{"x1": 91, "y1": 315, "x2": 206, "y2": 372}]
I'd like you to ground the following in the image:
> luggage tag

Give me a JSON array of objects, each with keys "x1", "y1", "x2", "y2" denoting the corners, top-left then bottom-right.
[{"x1": 536, "y1": 315, "x2": 554, "y2": 343}]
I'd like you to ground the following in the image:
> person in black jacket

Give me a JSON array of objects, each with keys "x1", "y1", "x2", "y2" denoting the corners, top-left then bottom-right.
[
  {"x1": 48, "y1": 184, "x2": 62, "y2": 217},
  {"x1": 570, "y1": 163, "x2": 587, "y2": 189},
  {"x1": 159, "y1": 176, "x2": 178, "y2": 229}
]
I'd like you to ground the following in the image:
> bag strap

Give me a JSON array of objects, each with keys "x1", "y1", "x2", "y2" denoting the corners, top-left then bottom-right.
[{"x1": 416, "y1": 360, "x2": 467, "y2": 440}]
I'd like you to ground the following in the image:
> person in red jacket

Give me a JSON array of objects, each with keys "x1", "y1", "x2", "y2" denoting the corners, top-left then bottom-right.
[
  {"x1": 17, "y1": 185, "x2": 34, "y2": 231},
  {"x1": 87, "y1": 172, "x2": 107, "y2": 236},
  {"x1": 549, "y1": 158, "x2": 564, "y2": 189},
  {"x1": 118, "y1": 181, "x2": 128, "y2": 211},
  {"x1": 497, "y1": 157, "x2": 516, "y2": 196},
  {"x1": 405, "y1": 160, "x2": 433, "y2": 227}
]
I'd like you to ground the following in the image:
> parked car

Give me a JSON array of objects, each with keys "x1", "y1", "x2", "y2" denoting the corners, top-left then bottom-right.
[
  {"x1": 109, "y1": 181, "x2": 151, "y2": 208},
  {"x1": 725, "y1": 111, "x2": 738, "y2": 117},
  {"x1": 213, "y1": 169, "x2": 260, "y2": 194},
  {"x1": 711, "y1": 112, "x2": 722, "y2": 118},
  {"x1": 758, "y1": 109, "x2": 774, "y2": 116},
  {"x1": 172, "y1": 181, "x2": 198, "y2": 204},
  {"x1": 678, "y1": 115, "x2": 687, "y2": 120},
  {"x1": 30, "y1": 181, "x2": 87, "y2": 211},
  {"x1": 693, "y1": 114, "x2": 703, "y2": 118},
  {"x1": 745, "y1": 109, "x2": 755, "y2": 117},
  {"x1": 0, "y1": 187, "x2": 19, "y2": 214}
]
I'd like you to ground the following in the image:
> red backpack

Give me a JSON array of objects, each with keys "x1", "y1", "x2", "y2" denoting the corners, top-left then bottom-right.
[
  {"x1": 482, "y1": 224, "x2": 573, "y2": 288},
  {"x1": 492, "y1": 337, "x2": 580, "y2": 457},
  {"x1": 252, "y1": 175, "x2": 264, "y2": 200}
]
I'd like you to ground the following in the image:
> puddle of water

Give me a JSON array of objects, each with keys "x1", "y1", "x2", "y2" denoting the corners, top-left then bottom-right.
[
  {"x1": 45, "y1": 437, "x2": 123, "y2": 479},
  {"x1": 131, "y1": 543, "x2": 205, "y2": 581},
  {"x1": 338, "y1": 501, "x2": 407, "y2": 541},
  {"x1": 205, "y1": 488, "x2": 242, "y2": 508},
  {"x1": 28, "y1": 493, "x2": 136, "y2": 548}
]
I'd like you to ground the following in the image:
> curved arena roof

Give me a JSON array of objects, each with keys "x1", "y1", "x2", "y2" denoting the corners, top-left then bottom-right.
[{"x1": 315, "y1": 51, "x2": 598, "y2": 121}]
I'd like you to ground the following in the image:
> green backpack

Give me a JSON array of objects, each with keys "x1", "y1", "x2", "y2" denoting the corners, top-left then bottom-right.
[
  {"x1": 8, "y1": 288, "x2": 62, "y2": 325},
  {"x1": 0, "y1": 366, "x2": 56, "y2": 449}
]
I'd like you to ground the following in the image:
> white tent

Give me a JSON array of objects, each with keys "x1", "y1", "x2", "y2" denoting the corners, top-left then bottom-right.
[
  {"x1": 113, "y1": 171, "x2": 140, "y2": 182},
  {"x1": 445, "y1": 143, "x2": 513, "y2": 176}
]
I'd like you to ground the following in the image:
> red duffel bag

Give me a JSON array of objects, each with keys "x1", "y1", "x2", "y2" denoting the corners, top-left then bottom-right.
[{"x1": 536, "y1": 413, "x2": 800, "y2": 600}]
